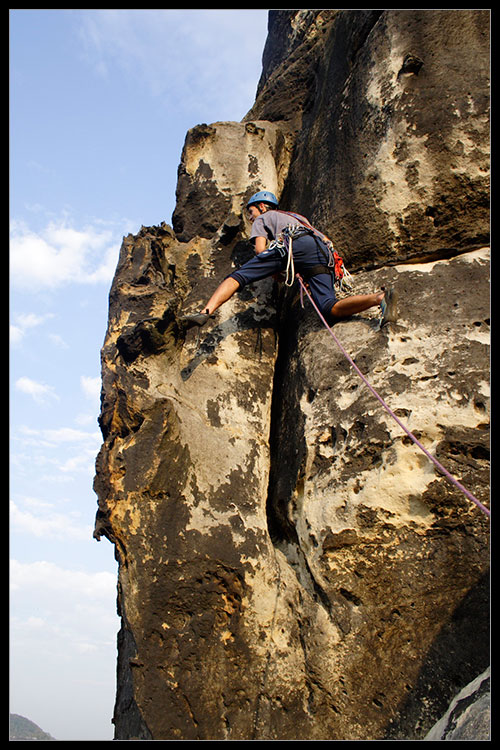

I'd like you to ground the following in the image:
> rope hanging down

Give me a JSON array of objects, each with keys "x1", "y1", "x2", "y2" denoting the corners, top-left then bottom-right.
[{"x1": 296, "y1": 274, "x2": 490, "y2": 519}]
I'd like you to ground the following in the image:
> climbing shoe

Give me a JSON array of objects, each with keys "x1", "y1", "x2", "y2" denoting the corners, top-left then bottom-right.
[
  {"x1": 380, "y1": 288, "x2": 398, "y2": 326},
  {"x1": 181, "y1": 310, "x2": 212, "y2": 328}
]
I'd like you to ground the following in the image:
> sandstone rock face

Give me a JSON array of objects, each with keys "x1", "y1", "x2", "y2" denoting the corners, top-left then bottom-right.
[
  {"x1": 172, "y1": 121, "x2": 295, "y2": 243},
  {"x1": 267, "y1": 249, "x2": 489, "y2": 740},
  {"x1": 248, "y1": 10, "x2": 490, "y2": 271},
  {"x1": 94, "y1": 9, "x2": 489, "y2": 741}
]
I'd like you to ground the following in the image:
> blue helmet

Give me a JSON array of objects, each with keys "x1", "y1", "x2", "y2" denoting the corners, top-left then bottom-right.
[{"x1": 247, "y1": 190, "x2": 278, "y2": 208}]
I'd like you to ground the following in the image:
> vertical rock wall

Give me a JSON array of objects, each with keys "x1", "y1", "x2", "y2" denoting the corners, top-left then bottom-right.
[
  {"x1": 94, "y1": 9, "x2": 489, "y2": 741},
  {"x1": 248, "y1": 10, "x2": 490, "y2": 270}
]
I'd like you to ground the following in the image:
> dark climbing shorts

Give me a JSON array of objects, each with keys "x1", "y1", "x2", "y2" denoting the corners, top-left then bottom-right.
[{"x1": 229, "y1": 233, "x2": 337, "y2": 317}]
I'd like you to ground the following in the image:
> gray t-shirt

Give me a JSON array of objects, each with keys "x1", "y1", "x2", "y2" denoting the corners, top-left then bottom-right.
[{"x1": 250, "y1": 210, "x2": 306, "y2": 244}]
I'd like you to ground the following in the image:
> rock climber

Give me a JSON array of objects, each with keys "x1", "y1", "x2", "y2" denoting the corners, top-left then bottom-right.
[{"x1": 182, "y1": 190, "x2": 397, "y2": 327}]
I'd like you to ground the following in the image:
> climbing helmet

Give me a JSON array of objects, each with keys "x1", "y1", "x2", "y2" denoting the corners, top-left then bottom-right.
[{"x1": 246, "y1": 191, "x2": 279, "y2": 209}]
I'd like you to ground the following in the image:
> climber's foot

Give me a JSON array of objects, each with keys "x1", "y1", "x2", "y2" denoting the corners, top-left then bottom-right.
[
  {"x1": 181, "y1": 310, "x2": 212, "y2": 328},
  {"x1": 380, "y1": 288, "x2": 398, "y2": 326}
]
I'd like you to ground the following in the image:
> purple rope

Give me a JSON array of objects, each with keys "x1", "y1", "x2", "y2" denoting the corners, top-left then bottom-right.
[{"x1": 296, "y1": 275, "x2": 490, "y2": 518}]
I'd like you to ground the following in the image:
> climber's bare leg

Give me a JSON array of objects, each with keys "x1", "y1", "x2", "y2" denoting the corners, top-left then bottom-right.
[
  {"x1": 330, "y1": 292, "x2": 384, "y2": 319},
  {"x1": 206, "y1": 285, "x2": 385, "y2": 318},
  {"x1": 204, "y1": 277, "x2": 241, "y2": 315}
]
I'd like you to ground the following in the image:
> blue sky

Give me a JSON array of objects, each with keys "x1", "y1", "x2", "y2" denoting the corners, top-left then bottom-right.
[{"x1": 10, "y1": 9, "x2": 269, "y2": 741}]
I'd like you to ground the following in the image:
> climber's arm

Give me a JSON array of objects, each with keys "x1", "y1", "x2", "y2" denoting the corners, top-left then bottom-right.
[{"x1": 254, "y1": 236, "x2": 267, "y2": 254}]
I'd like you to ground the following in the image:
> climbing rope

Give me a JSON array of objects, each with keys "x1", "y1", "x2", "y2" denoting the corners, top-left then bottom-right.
[{"x1": 296, "y1": 274, "x2": 490, "y2": 518}]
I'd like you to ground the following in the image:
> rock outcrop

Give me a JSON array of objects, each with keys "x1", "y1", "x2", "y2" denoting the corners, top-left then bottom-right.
[
  {"x1": 247, "y1": 9, "x2": 490, "y2": 270},
  {"x1": 424, "y1": 667, "x2": 490, "y2": 741},
  {"x1": 94, "y1": 10, "x2": 490, "y2": 741}
]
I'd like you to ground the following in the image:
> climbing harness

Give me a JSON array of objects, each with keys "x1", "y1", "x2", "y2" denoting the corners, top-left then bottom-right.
[
  {"x1": 268, "y1": 211, "x2": 354, "y2": 293},
  {"x1": 296, "y1": 273, "x2": 490, "y2": 519}
]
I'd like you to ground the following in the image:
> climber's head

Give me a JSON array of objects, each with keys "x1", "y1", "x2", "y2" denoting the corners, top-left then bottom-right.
[{"x1": 246, "y1": 190, "x2": 278, "y2": 219}]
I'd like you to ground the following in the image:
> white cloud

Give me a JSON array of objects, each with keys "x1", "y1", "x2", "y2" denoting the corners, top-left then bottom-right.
[
  {"x1": 81, "y1": 375, "x2": 101, "y2": 401},
  {"x1": 13, "y1": 424, "x2": 102, "y2": 481},
  {"x1": 77, "y1": 377, "x2": 102, "y2": 430},
  {"x1": 10, "y1": 500, "x2": 92, "y2": 541},
  {"x1": 48, "y1": 333, "x2": 69, "y2": 349},
  {"x1": 75, "y1": 412, "x2": 98, "y2": 427},
  {"x1": 17, "y1": 424, "x2": 101, "y2": 451},
  {"x1": 15, "y1": 376, "x2": 59, "y2": 404},
  {"x1": 38, "y1": 426, "x2": 101, "y2": 445},
  {"x1": 10, "y1": 324, "x2": 24, "y2": 345},
  {"x1": 10, "y1": 559, "x2": 116, "y2": 600},
  {"x1": 23, "y1": 496, "x2": 55, "y2": 510},
  {"x1": 57, "y1": 450, "x2": 97, "y2": 475},
  {"x1": 10, "y1": 312, "x2": 70, "y2": 349},
  {"x1": 24, "y1": 616, "x2": 46, "y2": 630},
  {"x1": 16, "y1": 312, "x2": 51, "y2": 328},
  {"x1": 76, "y1": 9, "x2": 267, "y2": 119},
  {"x1": 10, "y1": 218, "x2": 120, "y2": 291},
  {"x1": 10, "y1": 312, "x2": 55, "y2": 345},
  {"x1": 10, "y1": 558, "x2": 118, "y2": 685}
]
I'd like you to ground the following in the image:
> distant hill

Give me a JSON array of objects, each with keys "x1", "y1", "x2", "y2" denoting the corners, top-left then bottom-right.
[{"x1": 9, "y1": 714, "x2": 57, "y2": 741}]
